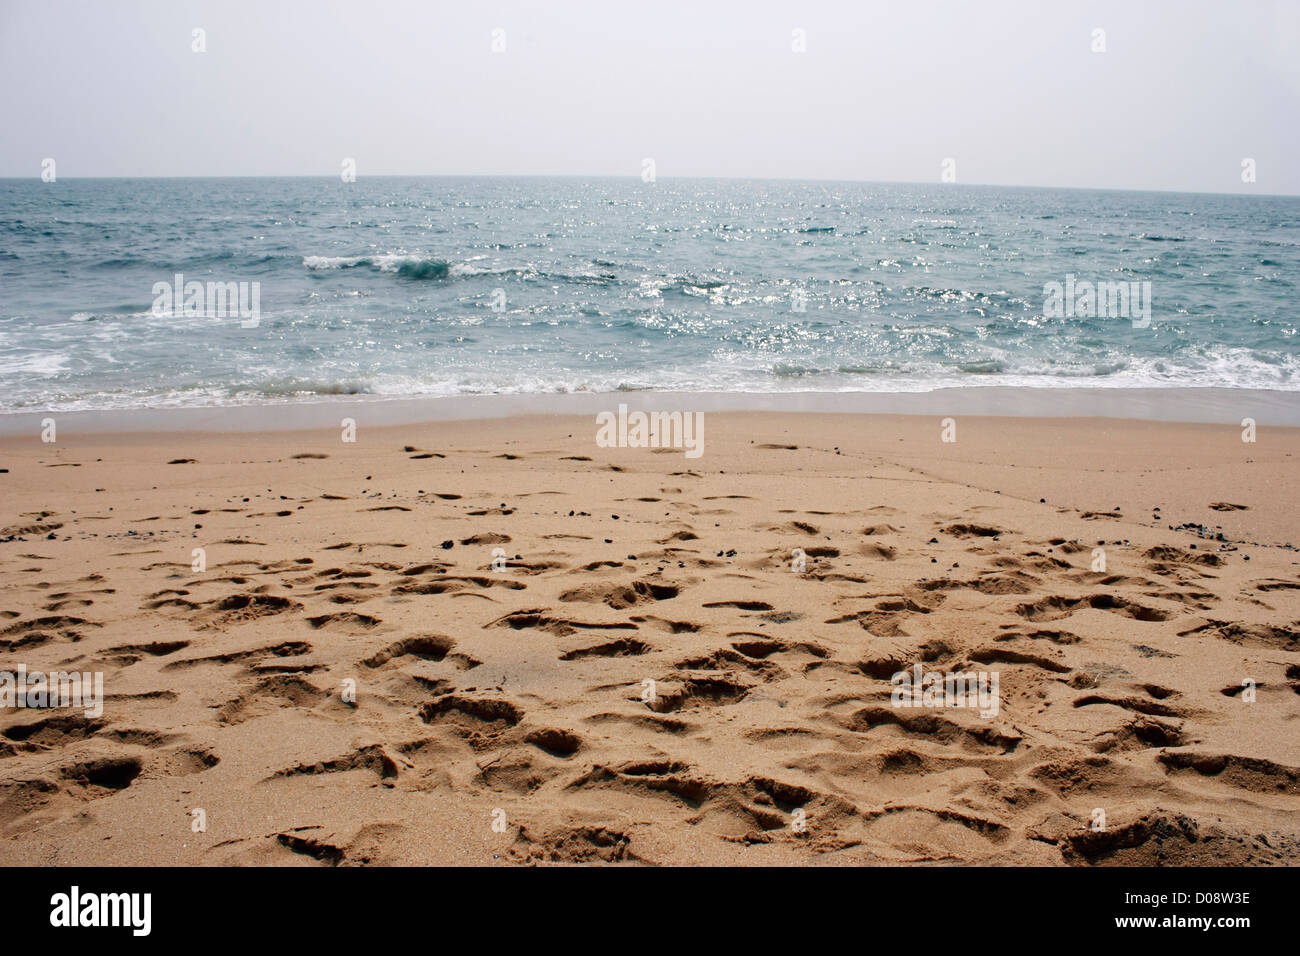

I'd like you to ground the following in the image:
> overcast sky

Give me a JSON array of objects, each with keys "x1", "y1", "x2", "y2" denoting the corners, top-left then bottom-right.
[{"x1": 1, "y1": 0, "x2": 1296, "y2": 194}]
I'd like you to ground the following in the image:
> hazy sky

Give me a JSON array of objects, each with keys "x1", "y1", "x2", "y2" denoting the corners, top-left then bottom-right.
[{"x1": 1, "y1": 0, "x2": 1297, "y2": 193}]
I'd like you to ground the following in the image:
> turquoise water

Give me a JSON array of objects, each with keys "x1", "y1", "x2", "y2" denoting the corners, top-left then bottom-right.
[{"x1": 0, "y1": 176, "x2": 1296, "y2": 412}]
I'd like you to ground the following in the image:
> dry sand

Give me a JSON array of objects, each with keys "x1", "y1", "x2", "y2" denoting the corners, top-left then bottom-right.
[{"x1": 0, "y1": 411, "x2": 1297, "y2": 865}]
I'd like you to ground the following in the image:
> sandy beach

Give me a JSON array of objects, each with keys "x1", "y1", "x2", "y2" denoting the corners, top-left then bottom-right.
[{"x1": 0, "y1": 405, "x2": 1296, "y2": 866}]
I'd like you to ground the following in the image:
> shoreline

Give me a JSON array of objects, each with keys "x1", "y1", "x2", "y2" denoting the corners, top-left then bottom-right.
[{"x1": 3, "y1": 386, "x2": 1299, "y2": 436}]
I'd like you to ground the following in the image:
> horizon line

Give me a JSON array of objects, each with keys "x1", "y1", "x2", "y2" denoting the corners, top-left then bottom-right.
[{"x1": 1, "y1": 173, "x2": 1294, "y2": 201}]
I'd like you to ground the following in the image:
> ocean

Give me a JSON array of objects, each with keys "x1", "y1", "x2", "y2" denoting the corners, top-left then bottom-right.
[{"x1": 1, "y1": 176, "x2": 1296, "y2": 413}]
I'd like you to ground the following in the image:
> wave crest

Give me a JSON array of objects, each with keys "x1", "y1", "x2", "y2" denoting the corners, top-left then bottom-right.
[{"x1": 303, "y1": 254, "x2": 450, "y2": 279}]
